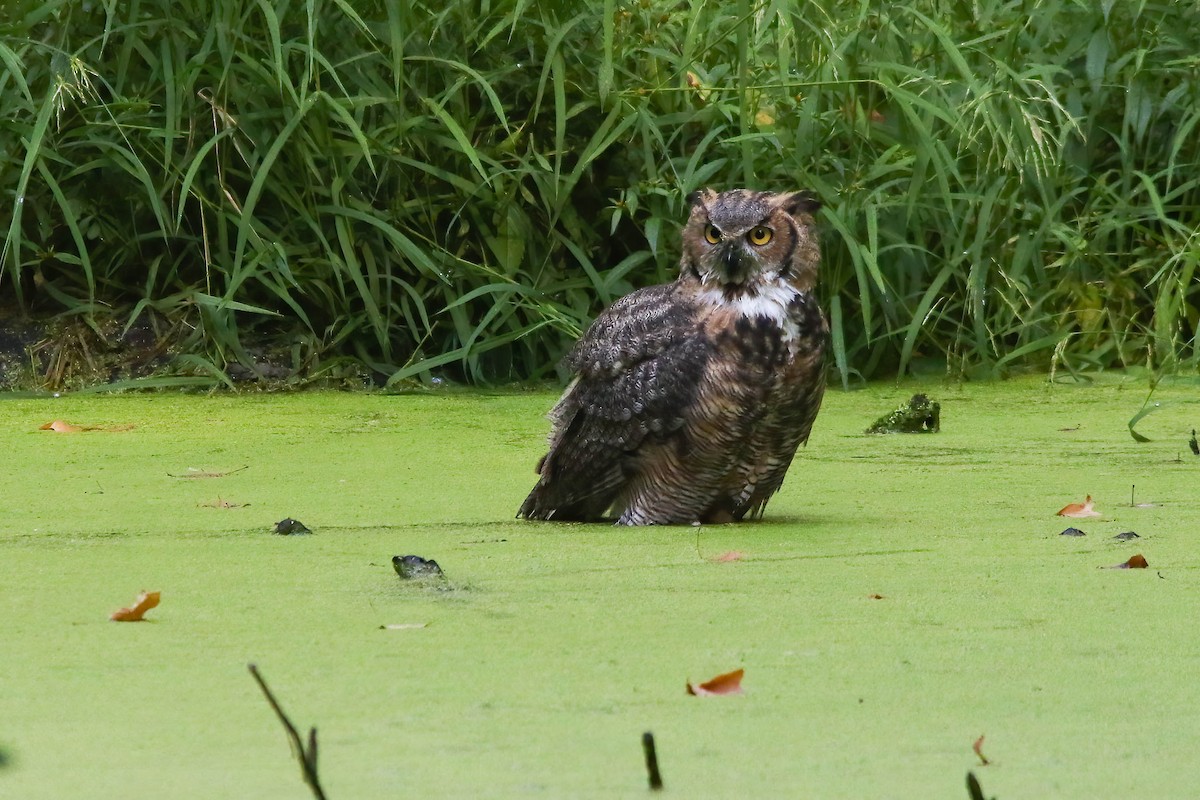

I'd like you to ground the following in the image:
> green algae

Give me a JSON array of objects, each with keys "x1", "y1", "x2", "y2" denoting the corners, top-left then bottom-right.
[{"x1": 2, "y1": 376, "x2": 1199, "y2": 799}]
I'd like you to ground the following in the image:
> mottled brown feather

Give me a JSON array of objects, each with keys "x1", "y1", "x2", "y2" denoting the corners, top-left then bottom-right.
[{"x1": 519, "y1": 188, "x2": 827, "y2": 525}]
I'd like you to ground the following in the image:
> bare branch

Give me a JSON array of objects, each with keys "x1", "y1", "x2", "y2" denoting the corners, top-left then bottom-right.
[{"x1": 248, "y1": 663, "x2": 328, "y2": 800}]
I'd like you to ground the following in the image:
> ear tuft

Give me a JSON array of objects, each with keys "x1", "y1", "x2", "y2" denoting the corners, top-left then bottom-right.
[
  {"x1": 778, "y1": 190, "x2": 821, "y2": 216},
  {"x1": 686, "y1": 188, "x2": 716, "y2": 209}
]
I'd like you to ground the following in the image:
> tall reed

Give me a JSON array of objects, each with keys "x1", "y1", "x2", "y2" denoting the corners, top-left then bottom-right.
[{"x1": 1, "y1": 0, "x2": 1197, "y2": 386}]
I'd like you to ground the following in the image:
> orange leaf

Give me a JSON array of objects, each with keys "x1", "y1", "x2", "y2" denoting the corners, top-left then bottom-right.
[
  {"x1": 1107, "y1": 554, "x2": 1149, "y2": 569},
  {"x1": 712, "y1": 551, "x2": 744, "y2": 563},
  {"x1": 973, "y1": 734, "x2": 990, "y2": 766},
  {"x1": 1057, "y1": 495, "x2": 1101, "y2": 518},
  {"x1": 40, "y1": 420, "x2": 83, "y2": 433},
  {"x1": 687, "y1": 668, "x2": 744, "y2": 696},
  {"x1": 110, "y1": 590, "x2": 161, "y2": 621},
  {"x1": 39, "y1": 420, "x2": 133, "y2": 433}
]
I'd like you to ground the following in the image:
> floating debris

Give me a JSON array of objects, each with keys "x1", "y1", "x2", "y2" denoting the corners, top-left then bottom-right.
[
  {"x1": 110, "y1": 590, "x2": 161, "y2": 621},
  {"x1": 168, "y1": 466, "x2": 249, "y2": 479},
  {"x1": 1105, "y1": 554, "x2": 1149, "y2": 569},
  {"x1": 1112, "y1": 531, "x2": 1140, "y2": 541},
  {"x1": 972, "y1": 734, "x2": 990, "y2": 766},
  {"x1": 1059, "y1": 527, "x2": 1087, "y2": 537},
  {"x1": 1057, "y1": 495, "x2": 1101, "y2": 518},
  {"x1": 393, "y1": 555, "x2": 443, "y2": 579},
  {"x1": 273, "y1": 518, "x2": 312, "y2": 535},
  {"x1": 686, "y1": 668, "x2": 744, "y2": 697},
  {"x1": 642, "y1": 731, "x2": 664, "y2": 791},
  {"x1": 865, "y1": 394, "x2": 941, "y2": 434}
]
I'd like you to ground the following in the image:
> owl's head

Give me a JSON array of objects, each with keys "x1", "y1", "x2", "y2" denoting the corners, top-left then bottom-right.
[{"x1": 680, "y1": 188, "x2": 821, "y2": 295}]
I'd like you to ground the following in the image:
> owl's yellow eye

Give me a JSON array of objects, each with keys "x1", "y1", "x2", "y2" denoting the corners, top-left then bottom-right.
[
  {"x1": 703, "y1": 224, "x2": 722, "y2": 244},
  {"x1": 747, "y1": 226, "x2": 773, "y2": 246}
]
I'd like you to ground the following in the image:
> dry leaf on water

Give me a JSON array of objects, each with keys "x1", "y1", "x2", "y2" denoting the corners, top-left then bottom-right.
[
  {"x1": 712, "y1": 551, "x2": 745, "y2": 563},
  {"x1": 198, "y1": 497, "x2": 248, "y2": 509},
  {"x1": 1107, "y1": 554, "x2": 1149, "y2": 569},
  {"x1": 110, "y1": 590, "x2": 161, "y2": 621},
  {"x1": 168, "y1": 466, "x2": 249, "y2": 479},
  {"x1": 39, "y1": 420, "x2": 134, "y2": 433},
  {"x1": 686, "y1": 668, "x2": 744, "y2": 696},
  {"x1": 973, "y1": 735, "x2": 990, "y2": 766},
  {"x1": 40, "y1": 420, "x2": 83, "y2": 432},
  {"x1": 1057, "y1": 495, "x2": 1101, "y2": 518}
]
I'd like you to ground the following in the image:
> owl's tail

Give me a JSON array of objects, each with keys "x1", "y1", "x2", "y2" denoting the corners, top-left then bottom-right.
[
  {"x1": 513, "y1": 465, "x2": 619, "y2": 522},
  {"x1": 516, "y1": 478, "x2": 615, "y2": 522}
]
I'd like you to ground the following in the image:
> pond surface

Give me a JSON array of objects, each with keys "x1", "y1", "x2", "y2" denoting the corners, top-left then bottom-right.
[{"x1": 2, "y1": 375, "x2": 1198, "y2": 798}]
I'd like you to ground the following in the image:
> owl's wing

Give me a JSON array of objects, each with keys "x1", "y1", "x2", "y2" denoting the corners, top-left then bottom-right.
[{"x1": 518, "y1": 284, "x2": 707, "y2": 521}]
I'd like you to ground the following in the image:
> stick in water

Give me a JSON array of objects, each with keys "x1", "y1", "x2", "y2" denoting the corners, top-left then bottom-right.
[
  {"x1": 642, "y1": 731, "x2": 663, "y2": 790},
  {"x1": 248, "y1": 663, "x2": 328, "y2": 800}
]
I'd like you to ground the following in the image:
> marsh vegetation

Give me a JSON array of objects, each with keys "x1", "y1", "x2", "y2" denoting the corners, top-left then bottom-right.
[{"x1": 2, "y1": 1, "x2": 1198, "y2": 389}]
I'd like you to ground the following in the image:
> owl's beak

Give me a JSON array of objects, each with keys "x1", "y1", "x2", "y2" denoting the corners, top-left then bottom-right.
[{"x1": 720, "y1": 244, "x2": 752, "y2": 286}]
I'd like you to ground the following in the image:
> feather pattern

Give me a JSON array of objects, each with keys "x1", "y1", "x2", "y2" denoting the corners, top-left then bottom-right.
[{"x1": 519, "y1": 188, "x2": 827, "y2": 525}]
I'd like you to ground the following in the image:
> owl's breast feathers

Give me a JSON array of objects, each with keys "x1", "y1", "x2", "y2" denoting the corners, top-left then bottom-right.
[
  {"x1": 697, "y1": 286, "x2": 828, "y2": 520},
  {"x1": 518, "y1": 279, "x2": 827, "y2": 524}
]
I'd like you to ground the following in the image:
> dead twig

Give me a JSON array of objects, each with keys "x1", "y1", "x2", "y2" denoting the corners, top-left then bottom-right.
[
  {"x1": 642, "y1": 731, "x2": 663, "y2": 791},
  {"x1": 966, "y1": 771, "x2": 994, "y2": 800},
  {"x1": 248, "y1": 664, "x2": 327, "y2": 800}
]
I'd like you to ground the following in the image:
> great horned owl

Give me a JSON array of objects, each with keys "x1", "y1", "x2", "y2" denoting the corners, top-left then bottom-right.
[{"x1": 518, "y1": 188, "x2": 827, "y2": 525}]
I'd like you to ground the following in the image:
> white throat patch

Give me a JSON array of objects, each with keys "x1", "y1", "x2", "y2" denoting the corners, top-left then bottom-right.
[{"x1": 697, "y1": 281, "x2": 803, "y2": 347}]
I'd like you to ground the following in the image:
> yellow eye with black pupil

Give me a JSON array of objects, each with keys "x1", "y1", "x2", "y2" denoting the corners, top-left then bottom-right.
[
  {"x1": 748, "y1": 226, "x2": 773, "y2": 246},
  {"x1": 704, "y1": 224, "x2": 722, "y2": 244}
]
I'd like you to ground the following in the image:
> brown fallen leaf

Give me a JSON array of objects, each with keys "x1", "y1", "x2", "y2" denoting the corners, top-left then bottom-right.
[
  {"x1": 40, "y1": 419, "x2": 83, "y2": 432},
  {"x1": 1107, "y1": 554, "x2": 1149, "y2": 569},
  {"x1": 110, "y1": 590, "x2": 161, "y2": 621},
  {"x1": 712, "y1": 551, "x2": 745, "y2": 563},
  {"x1": 39, "y1": 420, "x2": 134, "y2": 433},
  {"x1": 1057, "y1": 495, "x2": 1101, "y2": 518},
  {"x1": 973, "y1": 734, "x2": 990, "y2": 766},
  {"x1": 686, "y1": 668, "x2": 744, "y2": 697},
  {"x1": 168, "y1": 466, "x2": 249, "y2": 479},
  {"x1": 198, "y1": 497, "x2": 248, "y2": 509},
  {"x1": 868, "y1": 593, "x2": 885, "y2": 600}
]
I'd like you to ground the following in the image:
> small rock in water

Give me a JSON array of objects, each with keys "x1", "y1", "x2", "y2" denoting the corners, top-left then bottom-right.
[
  {"x1": 1059, "y1": 527, "x2": 1087, "y2": 537},
  {"x1": 273, "y1": 518, "x2": 312, "y2": 535},
  {"x1": 1112, "y1": 531, "x2": 1140, "y2": 541},
  {"x1": 865, "y1": 394, "x2": 941, "y2": 434},
  {"x1": 393, "y1": 554, "x2": 443, "y2": 579}
]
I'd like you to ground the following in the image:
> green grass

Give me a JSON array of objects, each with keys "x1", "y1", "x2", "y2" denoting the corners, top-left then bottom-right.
[
  {"x1": 1, "y1": 1, "x2": 1198, "y2": 387},
  {"x1": 2, "y1": 375, "x2": 1200, "y2": 798}
]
